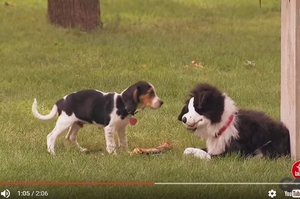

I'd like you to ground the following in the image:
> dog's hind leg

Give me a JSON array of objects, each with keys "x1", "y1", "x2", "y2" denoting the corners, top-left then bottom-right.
[
  {"x1": 117, "y1": 127, "x2": 127, "y2": 150},
  {"x1": 47, "y1": 113, "x2": 74, "y2": 155},
  {"x1": 65, "y1": 122, "x2": 88, "y2": 153},
  {"x1": 252, "y1": 141, "x2": 272, "y2": 158}
]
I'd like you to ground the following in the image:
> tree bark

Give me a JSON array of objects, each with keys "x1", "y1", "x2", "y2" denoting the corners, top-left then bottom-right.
[{"x1": 48, "y1": 0, "x2": 101, "y2": 31}]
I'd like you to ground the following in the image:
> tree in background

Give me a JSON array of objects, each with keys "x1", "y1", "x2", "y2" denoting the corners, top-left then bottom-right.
[{"x1": 48, "y1": 0, "x2": 101, "y2": 31}]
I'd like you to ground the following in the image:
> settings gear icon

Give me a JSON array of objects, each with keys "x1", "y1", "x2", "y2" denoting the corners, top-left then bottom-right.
[{"x1": 268, "y1": 189, "x2": 276, "y2": 198}]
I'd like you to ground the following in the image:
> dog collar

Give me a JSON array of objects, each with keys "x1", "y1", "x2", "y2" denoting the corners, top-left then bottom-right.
[
  {"x1": 124, "y1": 106, "x2": 138, "y2": 115},
  {"x1": 216, "y1": 114, "x2": 234, "y2": 137},
  {"x1": 125, "y1": 107, "x2": 133, "y2": 115}
]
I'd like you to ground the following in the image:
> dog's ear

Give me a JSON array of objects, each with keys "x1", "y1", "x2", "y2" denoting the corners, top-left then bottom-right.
[
  {"x1": 195, "y1": 91, "x2": 214, "y2": 109},
  {"x1": 122, "y1": 85, "x2": 139, "y2": 115},
  {"x1": 178, "y1": 104, "x2": 188, "y2": 121}
]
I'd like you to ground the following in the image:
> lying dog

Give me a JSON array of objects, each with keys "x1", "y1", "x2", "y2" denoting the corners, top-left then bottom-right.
[
  {"x1": 32, "y1": 81, "x2": 163, "y2": 155},
  {"x1": 178, "y1": 83, "x2": 290, "y2": 159}
]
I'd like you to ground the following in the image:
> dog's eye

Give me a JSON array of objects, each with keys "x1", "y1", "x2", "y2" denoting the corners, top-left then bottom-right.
[{"x1": 148, "y1": 90, "x2": 155, "y2": 97}]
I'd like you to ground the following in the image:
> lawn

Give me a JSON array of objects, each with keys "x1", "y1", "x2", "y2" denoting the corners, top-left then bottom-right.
[{"x1": 0, "y1": 0, "x2": 294, "y2": 198}]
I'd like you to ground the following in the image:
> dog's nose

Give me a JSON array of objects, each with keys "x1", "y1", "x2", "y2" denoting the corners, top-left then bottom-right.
[
  {"x1": 182, "y1": 117, "x2": 187, "y2": 123},
  {"x1": 160, "y1": 101, "x2": 163, "y2": 106}
]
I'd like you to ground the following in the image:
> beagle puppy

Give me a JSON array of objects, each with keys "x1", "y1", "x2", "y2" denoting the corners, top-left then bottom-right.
[{"x1": 32, "y1": 81, "x2": 163, "y2": 155}]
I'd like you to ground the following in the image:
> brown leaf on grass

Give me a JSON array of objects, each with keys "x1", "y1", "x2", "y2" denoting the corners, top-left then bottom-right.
[
  {"x1": 184, "y1": 61, "x2": 205, "y2": 69},
  {"x1": 141, "y1": 64, "x2": 146, "y2": 68},
  {"x1": 191, "y1": 61, "x2": 204, "y2": 68},
  {"x1": 191, "y1": 60, "x2": 198, "y2": 66},
  {"x1": 4, "y1": 2, "x2": 14, "y2": 6}
]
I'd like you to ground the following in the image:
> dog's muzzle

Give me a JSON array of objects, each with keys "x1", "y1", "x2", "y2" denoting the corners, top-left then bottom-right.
[
  {"x1": 152, "y1": 98, "x2": 163, "y2": 109},
  {"x1": 181, "y1": 115, "x2": 203, "y2": 131}
]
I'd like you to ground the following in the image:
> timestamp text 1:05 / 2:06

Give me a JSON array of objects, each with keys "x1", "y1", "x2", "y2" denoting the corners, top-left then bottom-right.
[{"x1": 17, "y1": 191, "x2": 48, "y2": 196}]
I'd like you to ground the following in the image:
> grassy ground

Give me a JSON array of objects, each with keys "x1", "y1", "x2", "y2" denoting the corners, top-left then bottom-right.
[{"x1": 0, "y1": 0, "x2": 294, "y2": 198}]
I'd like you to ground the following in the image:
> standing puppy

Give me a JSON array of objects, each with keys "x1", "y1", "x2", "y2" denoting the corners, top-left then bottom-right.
[
  {"x1": 32, "y1": 81, "x2": 163, "y2": 155},
  {"x1": 178, "y1": 83, "x2": 290, "y2": 159}
]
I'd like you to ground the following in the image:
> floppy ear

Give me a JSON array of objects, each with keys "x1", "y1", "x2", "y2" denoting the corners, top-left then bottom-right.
[
  {"x1": 178, "y1": 104, "x2": 188, "y2": 121},
  {"x1": 195, "y1": 91, "x2": 213, "y2": 109},
  {"x1": 195, "y1": 91, "x2": 215, "y2": 108},
  {"x1": 122, "y1": 85, "x2": 139, "y2": 115}
]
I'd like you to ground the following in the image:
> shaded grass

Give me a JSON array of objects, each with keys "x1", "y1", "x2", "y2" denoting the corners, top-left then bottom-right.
[{"x1": 0, "y1": 0, "x2": 293, "y2": 198}]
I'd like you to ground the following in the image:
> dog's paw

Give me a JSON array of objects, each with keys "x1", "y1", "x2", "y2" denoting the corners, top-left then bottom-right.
[
  {"x1": 106, "y1": 146, "x2": 117, "y2": 155},
  {"x1": 47, "y1": 146, "x2": 56, "y2": 155},
  {"x1": 183, "y1": 147, "x2": 197, "y2": 155},
  {"x1": 48, "y1": 150, "x2": 56, "y2": 156},
  {"x1": 184, "y1": 147, "x2": 211, "y2": 160},
  {"x1": 80, "y1": 147, "x2": 89, "y2": 153}
]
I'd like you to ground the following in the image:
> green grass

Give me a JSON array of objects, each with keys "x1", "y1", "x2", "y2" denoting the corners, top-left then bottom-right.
[{"x1": 0, "y1": 0, "x2": 294, "y2": 198}]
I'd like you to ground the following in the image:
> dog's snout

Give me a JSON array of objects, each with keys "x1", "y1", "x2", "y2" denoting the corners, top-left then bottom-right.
[
  {"x1": 160, "y1": 101, "x2": 163, "y2": 106},
  {"x1": 182, "y1": 117, "x2": 187, "y2": 123}
]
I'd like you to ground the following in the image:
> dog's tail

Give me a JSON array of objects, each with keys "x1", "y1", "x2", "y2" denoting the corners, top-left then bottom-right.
[{"x1": 32, "y1": 98, "x2": 58, "y2": 120}]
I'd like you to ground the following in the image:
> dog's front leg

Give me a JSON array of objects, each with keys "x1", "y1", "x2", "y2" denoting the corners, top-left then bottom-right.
[
  {"x1": 104, "y1": 126, "x2": 116, "y2": 154},
  {"x1": 184, "y1": 147, "x2": 211, "y2": 159},
  {"x1": 117, "y1": 127, "x2": 127, "y2": 150}
]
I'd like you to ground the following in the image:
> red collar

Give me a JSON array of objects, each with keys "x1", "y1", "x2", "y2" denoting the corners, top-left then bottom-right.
[{"x1": 216, "y1": 114, "x2": 234, "y2": 137}]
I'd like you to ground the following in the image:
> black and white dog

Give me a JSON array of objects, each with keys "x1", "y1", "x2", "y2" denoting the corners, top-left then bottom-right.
[
  {"x1": 32, "y1": 81, "x2": 163, "y2": 155},
  {"x1": 178, "y1": 83, "x2": 290, "y2": 159}
]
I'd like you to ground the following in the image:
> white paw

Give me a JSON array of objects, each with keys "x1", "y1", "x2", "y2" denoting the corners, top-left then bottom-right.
[
  {"x1": 184, "y1": 147, "x2": 211, "y2": 159},
  {"x1": 80, "y1": 148, "x2": 89, "y2": 153},
  {"x1": 48, "y1": 149, "x2": 56, "y2": 155},
  {"x1": 106, "y1": 146, "x2": 116, "y2": 154},
  {"x1": 183, "y1": 147, "x2": 197, "y2": 154}
]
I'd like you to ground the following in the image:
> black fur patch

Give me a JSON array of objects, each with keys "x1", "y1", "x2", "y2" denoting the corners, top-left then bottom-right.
[
  {"x1": 228, "y1": 109, "x2": 290, "y2": 158},
  {"x1": 55, "y1": 90, "x2": 114, "y2": 126},
  {"x1": 116, "y1": 95, "x2": 129, "y2": 119},
  {"x1": 178, "y1": 104, "x2": 188, "y2": 121},
  {"x1": 135, "y1": 81, "x2": 152, "y2": 96}
]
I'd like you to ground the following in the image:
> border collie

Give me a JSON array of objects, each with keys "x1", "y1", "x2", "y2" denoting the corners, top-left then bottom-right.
[{"x1": 178, "y1": 83, "x2": 290, "y2": 159}]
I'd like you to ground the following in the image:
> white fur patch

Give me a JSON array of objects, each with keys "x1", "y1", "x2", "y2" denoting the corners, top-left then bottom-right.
[{"x1": 184, "y1": 147, "x2": 211, "y2": 159}]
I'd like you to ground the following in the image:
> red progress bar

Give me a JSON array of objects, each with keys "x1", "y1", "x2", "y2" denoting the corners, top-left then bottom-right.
[{"x1": 0, "y1": 183, "x2": 154, "y2": 185}]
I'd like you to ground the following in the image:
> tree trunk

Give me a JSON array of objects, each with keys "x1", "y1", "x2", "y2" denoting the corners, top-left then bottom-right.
[{"x1": 48, "y1": 0, "x2": 101, "y2": 31}]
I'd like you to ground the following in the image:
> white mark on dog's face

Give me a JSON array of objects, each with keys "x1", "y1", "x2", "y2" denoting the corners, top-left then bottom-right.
[
  {"x1": 181, "y1": 97, "x2": 208, "y2": 131},
  {"x1": 151, "y1": 96, "x2": 162, "y2": 109}
]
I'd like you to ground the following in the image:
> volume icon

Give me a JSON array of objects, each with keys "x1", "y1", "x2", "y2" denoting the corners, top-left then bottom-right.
[{"x1": 1, "y1": 189, "x2": 10, "y2": 198}]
